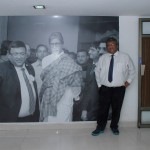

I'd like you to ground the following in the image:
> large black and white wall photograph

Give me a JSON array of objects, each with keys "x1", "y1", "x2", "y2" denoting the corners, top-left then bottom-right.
[{"x1": 0, "y1": 16, "x2": 119, "y2": 123}]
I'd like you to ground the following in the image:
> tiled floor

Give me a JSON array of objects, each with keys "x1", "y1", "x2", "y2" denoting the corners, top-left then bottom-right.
[{"x1": 0, "y1": 127, "x2": 150, "y2": 150}]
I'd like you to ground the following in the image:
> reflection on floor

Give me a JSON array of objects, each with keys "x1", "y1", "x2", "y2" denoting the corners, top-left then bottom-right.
[{"x1": 0, "y1": 127, "x2": 150, "y2": 150}]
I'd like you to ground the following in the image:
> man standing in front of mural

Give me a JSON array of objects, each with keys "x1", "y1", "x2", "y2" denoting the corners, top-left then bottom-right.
[
  {"x1": 92, "y1": 37, "x2": 136, "y2": 135},
  {"x1": 39, "y1": 32, "x2": 82, "y2": 122},
  {"x1": 0, "y1": 41, "x2": 39, "y2": 122}
]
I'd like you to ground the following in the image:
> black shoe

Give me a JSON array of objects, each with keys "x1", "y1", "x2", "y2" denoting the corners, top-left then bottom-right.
[
  {"x1": 91, "y1": 127, "x2": 104, "y2": 136},
  {"x1": 111, "y1": 128, "x2": 119, "y2": 135}
]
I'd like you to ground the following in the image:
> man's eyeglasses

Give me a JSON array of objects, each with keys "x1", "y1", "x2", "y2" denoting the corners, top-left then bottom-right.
[
  {"x1": 10, "y1": 52, "x2": 26, "y2": 57},
  {"x1": 106, "y1": 43, "x2": 116, "y2": 47},
  {"x1": 50, "y1": 43, "x2": 62, "y2": 47}
]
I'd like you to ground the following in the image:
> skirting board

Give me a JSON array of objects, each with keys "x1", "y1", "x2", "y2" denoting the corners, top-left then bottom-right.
[{"x1": 0, "y1": 121, "x2": 137, "y2": 130}]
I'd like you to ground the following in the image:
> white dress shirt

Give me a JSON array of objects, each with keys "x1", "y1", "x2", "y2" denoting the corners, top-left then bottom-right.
[
  {"x1": 32, "y1": 60, "x2": 42, "y2": 95},
  {"x1": 95, "y1": 51, "x2": 136, "y2": 87},
  {"x1": 15, "y1": 65, "x2": 36, "y2": 117}
]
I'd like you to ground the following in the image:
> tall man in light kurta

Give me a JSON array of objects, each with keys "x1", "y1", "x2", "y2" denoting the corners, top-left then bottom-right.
[{"x1": 39, "y1": 32, "x2": 82, "y2": 122}]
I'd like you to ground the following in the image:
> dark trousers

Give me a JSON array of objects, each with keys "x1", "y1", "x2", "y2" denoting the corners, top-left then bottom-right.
[{"x1": 97, "y1": 85, "x2": 126, "y2": 129}]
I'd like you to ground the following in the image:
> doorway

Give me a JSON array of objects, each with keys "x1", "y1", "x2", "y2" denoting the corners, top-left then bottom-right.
[{"x1": 138, "y1": 18, "x2": 150, "y2": 127}]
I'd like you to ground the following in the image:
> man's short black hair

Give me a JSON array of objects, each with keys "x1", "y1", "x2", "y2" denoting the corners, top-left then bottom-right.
[
  {"x1": 90, "y1": 41, "x2": 101, "y2": 49},
  {"x1": 106, "y1": 37, "x2": 118, "y2": 45},
  {"x1": 77, "y1": 49, "x2": 88, "y2": 55},
  {"x1": 8, "y1": 41, "x2": 26, "y2": 53},
  {"x1": 0, "y1": 40, "x2": 12, "y2": 55},
  {"x1": 36, "y1": 44, "x2": 48, "y2": 52}
]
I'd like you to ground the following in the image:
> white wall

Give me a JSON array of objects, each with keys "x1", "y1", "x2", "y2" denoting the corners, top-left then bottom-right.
[{"x1": 119, "y1": 16, "x2": 139, "y2": 123}]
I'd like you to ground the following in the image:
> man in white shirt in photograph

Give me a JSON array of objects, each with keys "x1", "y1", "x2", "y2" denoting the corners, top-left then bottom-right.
[{"x1": 0, "y1": 41, "x2": 39, "y2": 122}]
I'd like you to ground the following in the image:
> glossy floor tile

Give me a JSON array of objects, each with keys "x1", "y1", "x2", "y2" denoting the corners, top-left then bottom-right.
[{"x1": 0, "y1": 127, "x2": 150, "y2": 150}]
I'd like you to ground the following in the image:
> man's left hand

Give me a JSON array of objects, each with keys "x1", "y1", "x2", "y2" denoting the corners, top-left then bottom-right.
[{"x1": 124, "y1": 81, "x2": 130, "y2": 88}]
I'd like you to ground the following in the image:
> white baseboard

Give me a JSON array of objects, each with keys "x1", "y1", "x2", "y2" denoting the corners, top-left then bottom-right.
[{"x1": 0, "y1": 121, "x2": 137, "y2": 130}]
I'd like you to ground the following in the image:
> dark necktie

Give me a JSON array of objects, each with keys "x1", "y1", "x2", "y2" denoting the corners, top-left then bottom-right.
[
  {"x1": 21, "y1": 68, "x2": 35, "y2": 114},
  {"x1": 108, "y1": 55, "x2": 114, "y2": 82}
]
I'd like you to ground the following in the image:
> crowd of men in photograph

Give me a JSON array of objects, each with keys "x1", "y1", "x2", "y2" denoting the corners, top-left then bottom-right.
[{"x1": 1, "y1": 32, "x2": 133, "y2": 128}]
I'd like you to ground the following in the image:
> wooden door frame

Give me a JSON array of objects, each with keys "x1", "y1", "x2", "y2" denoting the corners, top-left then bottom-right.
[{"x1": 138, "y1": 18, "x2": 150, "y2": 128}]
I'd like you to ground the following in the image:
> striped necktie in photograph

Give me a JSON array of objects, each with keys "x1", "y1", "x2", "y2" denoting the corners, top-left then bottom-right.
[{"x1": 21, "y1": 68, "x2": 35, "y2": 114}]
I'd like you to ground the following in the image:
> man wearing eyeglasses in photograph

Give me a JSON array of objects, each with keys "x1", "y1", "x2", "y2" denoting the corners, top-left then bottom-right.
[
  {"x1": 39, "y1": 32, "x2": 82, "y2": 122},
  {"x1": 0, "y1": 41, "x2": 39, "y2": 122}
]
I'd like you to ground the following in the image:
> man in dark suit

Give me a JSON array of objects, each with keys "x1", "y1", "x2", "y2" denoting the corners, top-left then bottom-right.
[
  {"x1": 0, "y1": 41, "x2": 39, "y2": 122},
  {"x1": 80, "y1": 41, "x2": 101, "y2": 121}
]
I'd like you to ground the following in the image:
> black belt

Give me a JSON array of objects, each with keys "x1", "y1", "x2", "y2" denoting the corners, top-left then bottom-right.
[{"x1": 101, "y1": 85, "x2": 125, "y2": 88}]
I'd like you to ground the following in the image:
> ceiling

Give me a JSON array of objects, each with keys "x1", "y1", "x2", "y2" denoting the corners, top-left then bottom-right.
[{"x1": 0, "y1": 0, "x2": 150, "y2": 16}]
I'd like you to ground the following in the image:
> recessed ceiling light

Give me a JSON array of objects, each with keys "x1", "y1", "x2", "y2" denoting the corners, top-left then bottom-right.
[
  {"x1": 53, "y1": 16, "x2": 60, "y2": 18},
  {"x1": 33, "y1": 5, "x2": 46, "y2": 9}
]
